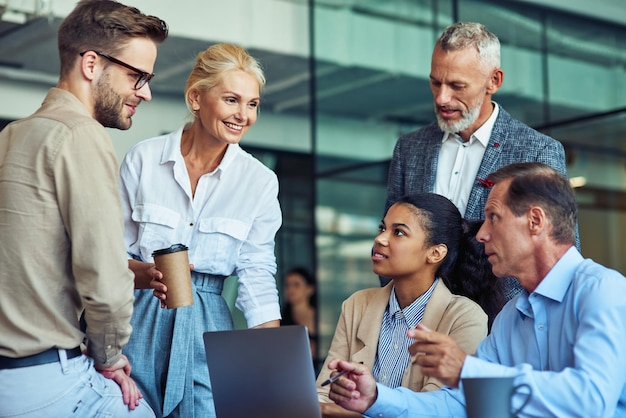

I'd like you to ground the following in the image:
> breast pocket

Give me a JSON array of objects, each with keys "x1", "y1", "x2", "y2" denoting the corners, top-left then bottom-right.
[
  {"x1": 131, "y1": 203, "x2": 181, "y2": 260},
  {"x1": 197, "y1": 217, "x2": 251, "y2": 268}
]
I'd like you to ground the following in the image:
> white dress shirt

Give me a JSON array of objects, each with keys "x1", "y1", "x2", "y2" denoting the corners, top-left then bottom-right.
[
  {"x1": 119, "y1": 125, "x2": 282, "y2": 327},
  {"x1": 435, "y1": 103, "x2": 499, "y2": 215}
]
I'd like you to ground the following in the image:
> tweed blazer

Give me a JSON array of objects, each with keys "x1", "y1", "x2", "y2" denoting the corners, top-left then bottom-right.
[
  {"x1": 317, "y1": 280, "x2": 487, "y2": 403},
  {"x1": 384, "y1": 105, "x2": 568, "y2": 219}
]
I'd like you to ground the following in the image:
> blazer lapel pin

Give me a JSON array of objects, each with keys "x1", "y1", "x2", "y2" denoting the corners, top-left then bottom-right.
[{"x1": 477, "y1": 177, "x2": 495, "y2": 187}]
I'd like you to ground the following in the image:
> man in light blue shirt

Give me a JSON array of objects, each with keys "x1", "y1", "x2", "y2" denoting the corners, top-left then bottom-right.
[{"x1": 326, "y1": 162, "x2": 626, "y2": 417}]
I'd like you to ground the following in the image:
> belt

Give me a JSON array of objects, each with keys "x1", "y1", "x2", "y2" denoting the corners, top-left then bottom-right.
[{"x1": 0, "y1": 347, "x2": 82, "y2": 369}]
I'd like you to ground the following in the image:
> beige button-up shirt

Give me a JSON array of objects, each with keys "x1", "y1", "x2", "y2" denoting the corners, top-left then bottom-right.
[{"x1": 0, "y1": 88, "x2": 134, "y2": 367}]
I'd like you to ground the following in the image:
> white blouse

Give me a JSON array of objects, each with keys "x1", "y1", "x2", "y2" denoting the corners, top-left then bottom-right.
[{"x1": 119, "y1": 125, "x2": 282, "y2": 327}]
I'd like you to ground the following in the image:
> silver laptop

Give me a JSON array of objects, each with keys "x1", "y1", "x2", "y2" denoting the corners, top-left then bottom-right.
[{"x1": 203, "y1": 325, "x2": 321, "y2": 418}]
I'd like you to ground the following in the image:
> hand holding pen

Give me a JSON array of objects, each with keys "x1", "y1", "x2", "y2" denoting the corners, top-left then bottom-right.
[
  {"x1": 325, "y1": 360, "x2": 376, "y2": 413},
  {"x1": 321, "y1": 361, "x2": 364, "y2": 386}
]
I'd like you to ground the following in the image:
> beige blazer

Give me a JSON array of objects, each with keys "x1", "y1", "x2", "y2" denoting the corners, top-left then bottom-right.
[{"x1": 317, "y1": 280, "x2": 487, "y2": 402}]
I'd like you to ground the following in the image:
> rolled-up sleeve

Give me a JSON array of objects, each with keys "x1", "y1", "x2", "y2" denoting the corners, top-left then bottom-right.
[{"x1": 235, "y1": 173, "x2": 282, "y2": 327}]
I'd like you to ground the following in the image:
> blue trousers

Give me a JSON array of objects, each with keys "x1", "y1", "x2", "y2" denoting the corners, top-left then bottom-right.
[{"x1": 0, "y1": 350, "x2": 155, "y2": 417}]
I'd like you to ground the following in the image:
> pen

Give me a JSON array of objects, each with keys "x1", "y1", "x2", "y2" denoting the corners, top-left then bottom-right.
[
  {"x1": 321, "y1": 362, "x2": 364, "y2": 386},
  {"x1": 321, "y1": 369, "x2": 348, "y2": 387}
]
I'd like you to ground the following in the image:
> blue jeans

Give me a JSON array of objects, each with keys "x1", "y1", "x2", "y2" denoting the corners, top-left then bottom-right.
[{"x1": 0, "y1": 350, "x2": 155, "y2": 417}]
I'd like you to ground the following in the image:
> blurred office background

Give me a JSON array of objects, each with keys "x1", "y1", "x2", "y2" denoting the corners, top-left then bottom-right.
[{"x1": 1, "y1": 0, "x2": 625, "y2": 367}]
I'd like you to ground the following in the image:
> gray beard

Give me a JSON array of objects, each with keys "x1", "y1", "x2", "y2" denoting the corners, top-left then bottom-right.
[{"x1": 435, "y1": 99, "x2": 482, "y2": 135}]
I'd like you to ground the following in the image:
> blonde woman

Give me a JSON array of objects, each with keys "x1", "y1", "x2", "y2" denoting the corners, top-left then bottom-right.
[{"x1": 120, "y1": 44, "x2": 281, "y2": 418}]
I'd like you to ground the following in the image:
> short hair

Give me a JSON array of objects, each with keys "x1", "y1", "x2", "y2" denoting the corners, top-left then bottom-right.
[
  {"x1": 57, "y1": 0, "x2": 168, "y2": 78},
  {"x1": 487, "y1": 162, "x2": 577, "y2": 245},
  {"x1": 436, "y1": 22, "x2": 500, "y2": 72},
  {"x1": 392, "y1": 193, "x2": 462, "y2": 280},
  {"x1": 184, "y1": 43, "x2": 266, "y2": 115}
]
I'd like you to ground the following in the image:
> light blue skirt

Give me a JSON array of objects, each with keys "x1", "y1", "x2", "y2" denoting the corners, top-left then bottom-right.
[{"x1": 124, "y1": 272, "x2": 233, "y2": 418}]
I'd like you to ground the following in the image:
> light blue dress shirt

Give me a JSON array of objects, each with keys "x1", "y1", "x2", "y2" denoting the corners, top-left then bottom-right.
[{"x1": 365, "y1": 247, "x2": 626, "y2": 418}]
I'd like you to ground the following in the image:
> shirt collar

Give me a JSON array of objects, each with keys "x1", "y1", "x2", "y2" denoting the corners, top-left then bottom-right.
[
  {"x1": 160, "y1": 123, "x2": 240, "y2": 175},
  {"x1": 515, "y1": 246, "x2": 582, "y2": 317},
  {"x1": 533, "y1": 246, "x2": 583, "y2": 302},
  {"x1": 442, "y1": 101, "x2": 499, "y2": 147},
  {"x1": 388, "y1": 278, "x2": 439, "y2": 329},
  {"x1": 161, "y1": 125, "x2": 185, "y2": 165},
  {"x1": 47, "y1": 88, "x2": 94, "y2": 119}
]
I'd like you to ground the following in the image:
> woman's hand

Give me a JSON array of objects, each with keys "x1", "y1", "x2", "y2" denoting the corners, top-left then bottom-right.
[
  {"x1": 253, "y1": 319, "x2": 280, "y2": 328},
  {"x1": 149, "y1": 263, "x2": 195, "y2": 309},
  {"x1": 128, "y1": 259, "x2": 194, "y2": 308},
  {"x1": 148, "y1": 265, "x2": 168, "y2": 308}
]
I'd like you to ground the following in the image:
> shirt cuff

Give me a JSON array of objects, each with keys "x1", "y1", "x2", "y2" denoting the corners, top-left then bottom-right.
[
  {"x1": 461, "y1": 355, "x2": 517, "y2": 378},
  {"x1": 364, "y1": 384, "x2": 407, "y2": 418},
  {"x1": 244, "y1": 304, "x2": 281, "y2": 328}
]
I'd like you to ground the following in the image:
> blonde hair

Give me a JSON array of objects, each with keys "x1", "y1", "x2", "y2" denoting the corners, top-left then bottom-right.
[{"x1": 184, "y1": 43, "x2": 266, "y2": 114}]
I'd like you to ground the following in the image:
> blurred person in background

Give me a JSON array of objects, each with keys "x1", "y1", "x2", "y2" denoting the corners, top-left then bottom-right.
[{"x1": 281, "y1": 267, "x2": 318, "y2": 365}]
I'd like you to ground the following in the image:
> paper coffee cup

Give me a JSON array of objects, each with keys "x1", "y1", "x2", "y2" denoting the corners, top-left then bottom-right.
[{"x1": 152, "y1": 244, "x2": 193, "y2": 309}]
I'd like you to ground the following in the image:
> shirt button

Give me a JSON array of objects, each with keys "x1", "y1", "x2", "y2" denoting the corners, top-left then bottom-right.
[
  {"x1": 537, "y1": 324, "x2": 544, "y2": 330},
  {"x1": 394, "y1": 344, "x2": 399, "y2": 350},
  {"x1": 189, "y1": 222, "x2": 194, "y2": 226}
]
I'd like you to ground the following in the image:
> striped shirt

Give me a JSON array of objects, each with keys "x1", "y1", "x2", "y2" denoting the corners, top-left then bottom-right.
[{"x1": 372, "y1": 278, "x2": 438, "y2": 388}]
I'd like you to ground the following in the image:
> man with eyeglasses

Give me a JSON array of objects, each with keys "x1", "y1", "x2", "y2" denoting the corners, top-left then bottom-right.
[{"x1": 0, "y1": 1, "x2": 167, "y2": 416}]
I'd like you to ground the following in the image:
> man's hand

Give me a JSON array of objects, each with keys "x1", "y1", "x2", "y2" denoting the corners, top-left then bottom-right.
[
  {"x1": 408, "y1": 324, "x2": 467, "y2": 387},
  {"x1": 96, "y1": 354, "x2": 143, "y2": 410},
  {"x1": 327, "y1": 360, "x2": 377, "y2": 413},
  {"x1": 320, "y1": 401, "x2": 364, "y2": 417}
]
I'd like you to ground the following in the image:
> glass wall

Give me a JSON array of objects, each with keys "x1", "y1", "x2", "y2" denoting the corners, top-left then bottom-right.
[{"x1": 311, "y1": 0, "x2": 626, "y2": 362}]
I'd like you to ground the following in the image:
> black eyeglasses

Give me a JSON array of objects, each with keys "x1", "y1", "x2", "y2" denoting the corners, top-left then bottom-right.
[{"x1": 80, "y1": 51, "x2": 154, "y2": 90}]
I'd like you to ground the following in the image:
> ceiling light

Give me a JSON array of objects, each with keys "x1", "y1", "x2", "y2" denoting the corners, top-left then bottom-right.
[{"x1": 569, "y1": 176, "x2": 586, "y2": 188}]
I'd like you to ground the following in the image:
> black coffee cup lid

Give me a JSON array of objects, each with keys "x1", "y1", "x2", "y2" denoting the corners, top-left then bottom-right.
[{"x1": 152, "y1": 243, "x2": 188, "y2": 256}]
